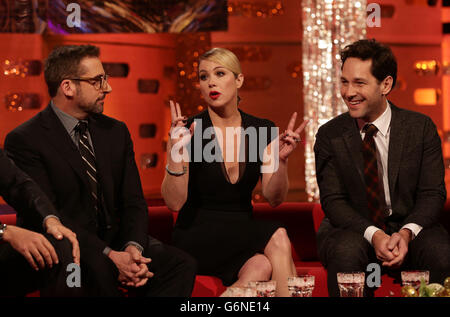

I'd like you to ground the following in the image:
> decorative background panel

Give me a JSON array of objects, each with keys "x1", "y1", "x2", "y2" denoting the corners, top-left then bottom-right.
[
  {"x1": 302, "y1": 0, "x2": 367, "y2": 201},
  {"x1": 0, "y1": 0, "x2": 228, "y2": 34},
  {"x1": 0, "y1": 0, "x2": 448, "y2": 202}
]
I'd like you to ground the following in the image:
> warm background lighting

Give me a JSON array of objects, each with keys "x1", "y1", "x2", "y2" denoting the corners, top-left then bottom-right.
[
  {"x1": 413, "y1": 88, "x2": 440, "y2": 106},
  {"x1": 414, "y1": 60, "x2": 440, "y2": 75}
]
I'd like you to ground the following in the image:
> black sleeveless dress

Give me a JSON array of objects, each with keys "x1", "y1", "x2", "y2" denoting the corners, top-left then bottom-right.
[{"x1": 172, "y1": 109, "x2": 282, "y2": 286}]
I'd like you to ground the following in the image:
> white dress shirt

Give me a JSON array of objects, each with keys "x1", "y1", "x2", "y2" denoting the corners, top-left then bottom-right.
[{"x1": 358, "y1": 101, "x2": 423, "y2": 244}]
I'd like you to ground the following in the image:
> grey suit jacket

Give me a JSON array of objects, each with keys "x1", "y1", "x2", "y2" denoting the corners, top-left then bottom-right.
[{"x1": 314, "y1": 102, "x2": 446, "y2": 235}]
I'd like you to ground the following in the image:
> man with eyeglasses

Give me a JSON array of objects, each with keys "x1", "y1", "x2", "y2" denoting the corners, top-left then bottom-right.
[{"x1": 5, "y1": 45, "x2": 196, "y2": 296}]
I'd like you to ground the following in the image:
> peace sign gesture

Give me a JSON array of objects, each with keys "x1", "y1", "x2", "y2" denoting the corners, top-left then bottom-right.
[
  {"x1": 278, "y1": 112, "x2": 309, "y2": 162},
  {"x1": 169, "y1": 100, "x2": 196, "y2": 149}
]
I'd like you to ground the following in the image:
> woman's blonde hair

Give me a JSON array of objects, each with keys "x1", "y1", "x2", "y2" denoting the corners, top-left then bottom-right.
[{"x1": 199, "y1": 47, "x2": 242, "y2": 77}]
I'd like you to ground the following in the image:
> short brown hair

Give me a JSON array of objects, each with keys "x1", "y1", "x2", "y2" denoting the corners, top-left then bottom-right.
[
  {"x1": 44, "y1": 45, "x2": 100, "y2": 97},
  {"x1": 341, "y1": 39, "x2": 397, "y2": 91}
]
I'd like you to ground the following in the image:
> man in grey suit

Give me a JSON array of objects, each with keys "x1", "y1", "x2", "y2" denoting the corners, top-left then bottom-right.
[{"x1": 314, "y1": 39, "x2": 450, "y2": 297}]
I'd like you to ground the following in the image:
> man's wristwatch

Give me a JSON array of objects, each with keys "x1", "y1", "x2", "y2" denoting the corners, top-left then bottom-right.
[{"x1": 0, "y1": 223, "x2": 7, "y2": 241}]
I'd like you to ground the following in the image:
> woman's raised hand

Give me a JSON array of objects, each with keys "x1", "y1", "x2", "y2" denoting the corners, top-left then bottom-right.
[
  {"x1": 278, "y1": 112, "x2": 309, "y2": 162},
  {"x1": 169, "y1": 100, "x2": 196, "y2": 149}
]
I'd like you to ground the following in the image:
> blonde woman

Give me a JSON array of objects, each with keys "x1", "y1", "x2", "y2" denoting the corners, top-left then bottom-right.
[{"x1": 162, "y1": 48, "x2": 308, "y2": 296}]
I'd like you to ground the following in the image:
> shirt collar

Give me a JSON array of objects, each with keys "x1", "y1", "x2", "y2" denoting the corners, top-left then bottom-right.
[
  {"x1": 50, "y1": 100, "x2": 85, "y2": 134},
  {"x1": 357, "y1": 100, "x2": 391, "y2": 137}
]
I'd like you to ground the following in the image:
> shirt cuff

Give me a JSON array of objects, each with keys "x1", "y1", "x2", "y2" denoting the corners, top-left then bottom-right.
[
  {"x1": 401, "y1": 223, "x2": 422, "y2": 240},
  {"x1": 364, "y1": 225, "x2": 383, "y2": 245},
  {"x1": 42, "y1": 215, "x2": 60, "y2": 230},
  {"x1": 123, "y1": 241, "x2": 144, "y2": 254}
]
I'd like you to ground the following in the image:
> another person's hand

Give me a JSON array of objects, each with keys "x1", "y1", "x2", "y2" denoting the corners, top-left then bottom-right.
[
  {"x1": 45, "y1": 217, "x2": 80, "y2": 265},
  {"x1": 278, "y1": 112, "x2": 309, "y2": 162},
  {"x1": 2, "y1": 225, "x2": 59, "y2": 271}
]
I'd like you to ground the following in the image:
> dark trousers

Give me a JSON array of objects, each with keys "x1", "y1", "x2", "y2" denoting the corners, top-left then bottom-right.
[
  {"x1": 317, "y1": 218, "x2": 450, "y2": 297},
  {"x1": 0, "y1": 234, "x2": 82, "y2": 297},
  {"x1": 80, "y1": 235, "x2": 197, "y2": 297}
]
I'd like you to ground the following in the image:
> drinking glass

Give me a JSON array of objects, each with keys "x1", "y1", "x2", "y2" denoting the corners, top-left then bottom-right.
[
  {"x1": 401, "y1": 270, "x2": 430, "y2": 290},
  {"x1": 287, "y1": 275, "x2": 315, "y2": 297},
  {"x1": 227, "y1": 286, "x2": 257, "y2": 297},
  {"x1": 248, "y1": 281, "x2": 276, "y2": 297},
  {"x1": 337, "y1": 272, "x2": 365, "y2": 297}
]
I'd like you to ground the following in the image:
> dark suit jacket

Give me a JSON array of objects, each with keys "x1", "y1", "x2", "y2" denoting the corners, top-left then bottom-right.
[
  {"x1": 4, "y1": 105, "x2": 148, "y2": 255},
  {"x1": 314, "y1": 103, "x2": 446, "y2": 235},
  {"x1": 0, "y1": 148, "x2": 58, "y2": 226}
]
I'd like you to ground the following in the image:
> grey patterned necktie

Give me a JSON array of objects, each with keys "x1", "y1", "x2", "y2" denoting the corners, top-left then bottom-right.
[{"x1": 75, "y1": 121, "x2": 98, "y2": 213}]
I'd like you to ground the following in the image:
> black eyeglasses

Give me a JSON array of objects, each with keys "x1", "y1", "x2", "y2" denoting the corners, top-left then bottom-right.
[{"x1": 67, "y1": 75, "x2": 109, "y2": 90}]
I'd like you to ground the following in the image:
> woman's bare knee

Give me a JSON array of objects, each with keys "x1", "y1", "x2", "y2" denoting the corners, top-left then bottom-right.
[
  {"x1": 264, "y1": 228, "x2": 292, "y2": 257},
  {"x1": 237, "y1": 254, "x2": 272, "y2": 282}
]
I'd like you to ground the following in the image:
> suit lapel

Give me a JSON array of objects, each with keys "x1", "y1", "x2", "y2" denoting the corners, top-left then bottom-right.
[
  {"x1": 342, "y1": 115, "x2": 365, "y2": 185},
  {"x1": 87, "y1": 115, "x2": 112, "y2": 192},
  {"x1": 387, "y1": 103, "x2": 406, "y2": 195},
  {"x1": 40, "y1": 106, "x2": 91, "y2": 190}
]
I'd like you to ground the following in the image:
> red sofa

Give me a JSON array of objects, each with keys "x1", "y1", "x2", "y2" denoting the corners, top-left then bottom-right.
[
  {"x1": 1, "y1": 201, "x2": 449, "y2": 297},
  {"x1": 176, "y1": 203, "x2": 401, "y2": 297},
  {"x1": 131, "y1": 201, "x2": 450, "y2": 297}
]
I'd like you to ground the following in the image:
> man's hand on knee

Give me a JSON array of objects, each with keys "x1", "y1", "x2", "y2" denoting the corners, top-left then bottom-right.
[
  {"x1": 45, "y1": 217, "x2": 80, "y2": 265},
  {"x1": 3, "y1": 225, "x2": 59, "y2": 271}
]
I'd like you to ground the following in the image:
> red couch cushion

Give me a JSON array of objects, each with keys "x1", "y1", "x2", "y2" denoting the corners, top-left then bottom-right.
[
  {"x1": 146, "y1": 206, "x2": 173, "y2": 244},
  {"x1": 0, "y1": 213, "x2": 17, "y2": 225},
  {"x1": 191, "y1": 275, "x2": 227, "y2": 297},
  {"x1": 253, "y1": 202, "x2": 319, "y2": 261}
]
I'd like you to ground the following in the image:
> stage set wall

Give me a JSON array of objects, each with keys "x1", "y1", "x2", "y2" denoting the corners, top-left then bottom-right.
[{"x1": 0, "y1": 0, "x2": 447, "y2": 204}]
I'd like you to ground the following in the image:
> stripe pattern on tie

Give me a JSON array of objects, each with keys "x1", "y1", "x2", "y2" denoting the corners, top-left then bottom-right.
[
  {"x1": 362, "y1": 123, "x2": 386, "y2": 230},
  {"x1": 75, "y1": 121, "x2": 98, "y2": 213}
]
